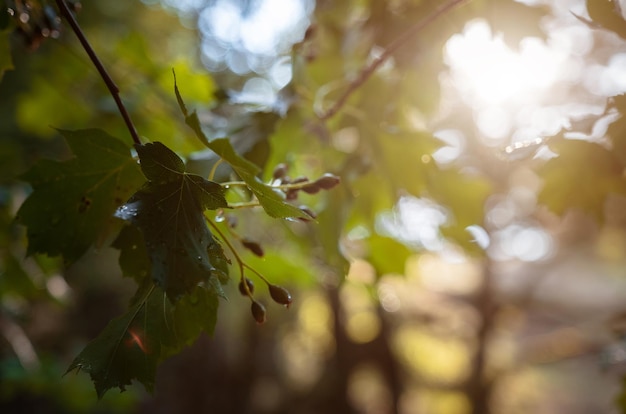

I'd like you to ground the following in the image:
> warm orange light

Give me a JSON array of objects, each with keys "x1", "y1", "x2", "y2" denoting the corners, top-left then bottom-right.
[{"x1": 127, "y1": 329, "x2": 148, "y2": 354}]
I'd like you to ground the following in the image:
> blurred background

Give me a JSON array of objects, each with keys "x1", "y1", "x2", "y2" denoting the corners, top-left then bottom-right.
[{"x1": 3, "y1": 0, "x2": 626, "y2": 413}]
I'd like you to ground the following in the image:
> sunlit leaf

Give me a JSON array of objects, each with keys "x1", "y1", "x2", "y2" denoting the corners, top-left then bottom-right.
[
  {"x1": 115, "y1": 142, "x2": 229, "y2": 300},
  {"x1": 66, "y1": 283, "x2": 219, "y2": 398},
  {"x1": 538, "y1": 139, "x2": 626, "y2": 220},
  {"x1": 370, "y1": 129, "x2": 442, "y2": 197},
  {"x1": 366, "y1": 235, "x2": 413, "y2": 276},
  {"x1": 174, "y1": 79, "x2": 309, "y2": 220},
  {"x1": 429, "y1": 169, "x2": 491, "y2": 253},
  {"x1": 17, "y1": 129, "x2": 144, "y2": 263}
]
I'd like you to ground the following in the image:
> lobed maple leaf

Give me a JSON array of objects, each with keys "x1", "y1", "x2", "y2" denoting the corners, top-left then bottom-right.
[
  {"x1": 66, "y1": 282, "x2": 219, "y2": 398},
  {"x1": 17, "y1": 129, "x2": 144, "y2": 263},
  {"x1": 115, "y1": 141, "x2": 229, "y2": 300},
  {"x1": 538, "y1": 139, "x2": 626, "y2": 221}
]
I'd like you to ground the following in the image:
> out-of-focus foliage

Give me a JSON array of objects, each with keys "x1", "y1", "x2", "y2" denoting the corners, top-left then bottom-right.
[{"x1": 4, "y1": 0, "x2": 626, "y2": 413}]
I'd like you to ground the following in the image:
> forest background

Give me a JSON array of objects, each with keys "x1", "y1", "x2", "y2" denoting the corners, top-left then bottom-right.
[{"x1": 3, "y1": 0, "x2": 626, "y2": 413}]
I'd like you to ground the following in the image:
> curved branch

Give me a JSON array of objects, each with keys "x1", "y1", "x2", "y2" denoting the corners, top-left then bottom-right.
[
  {"x1": 55, "y1": 0, "x2": 141, "y2": 145},
  {"x1": 317, "y1": 0, "x2": 471, "y2": 121}
]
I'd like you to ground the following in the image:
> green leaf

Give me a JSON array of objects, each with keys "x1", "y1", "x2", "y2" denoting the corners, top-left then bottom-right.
[
  {"x1": 428, "y1": 169, "x2": 491, "y2": 253},
  {"x1": 207, "y1": 138, "x2": 310, "y2": 219},
  {"x1": 174, "y1": 77, "x2": 309, "y2": 220},
  {"x1": 369, "y1": 129, "x2": 442, "y2": 197},
  {"x1": 115, "y1": 142, "x2": 229, "y2": 299},
  {"x1": 0, "y1": 28, "x2": 13, "y2": 83},
  {"x1": 538, "y1": 139, "x2": 626, "y2": 220},
  {"x1": 17, "y1": 129, "x2": 144, "y2": 263},
  {"x1": 366, "y1": 235, "x2": 413, "y2": 276},
  {"x1": 111, "y1": 225, "x2": 150, "y2": 283},
  {"x1": 66, "y1": 283, "x2": 219, "y2": 398}
]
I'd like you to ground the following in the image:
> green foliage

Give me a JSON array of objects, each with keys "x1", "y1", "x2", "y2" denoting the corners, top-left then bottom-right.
[
  {"x1": 175, "y1": 78, "x2": 310, "y2": 220},
  {"x1": 16, "y1": 129, "x2": 144, "y2": 263},
  {"x1": 5, "y1": 0, "x2": 626, "y2": 410},
  {"x1": 115, "y1": 142, "x2": 229, "y2": 300},
  {"x1": 66, "y1": 282, "x2": 219, "y2": 398},
  {"x1": 538, "y1": 139, "x2": 626, "y2": 220}
]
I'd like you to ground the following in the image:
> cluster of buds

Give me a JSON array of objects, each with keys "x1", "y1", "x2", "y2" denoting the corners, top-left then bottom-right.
[
  {"x1": 238, "y1": 277, "x2": 292, "y2": 324},
  {"x1": 271, "y1": 163, "x2": 341, "y2": 211},
  {"x1": 219, "y1": 163, "x2": 340, "y2": 324}
]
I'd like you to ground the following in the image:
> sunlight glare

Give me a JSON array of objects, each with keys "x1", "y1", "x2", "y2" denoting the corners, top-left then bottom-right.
[{"x1": 445, "y1": 20, "x2": 564, "y2": 107}]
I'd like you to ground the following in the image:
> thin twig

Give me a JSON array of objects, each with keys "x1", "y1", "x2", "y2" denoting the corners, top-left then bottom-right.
[
  {"x1": 54, "y1": 0, "x2": 142, "y2": 145},
  {"x1": 317, "y1": 0, "x2": 471, "y2": 121}
]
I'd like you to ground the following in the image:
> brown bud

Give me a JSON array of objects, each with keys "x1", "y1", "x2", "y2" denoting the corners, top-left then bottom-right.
[
  {"x1": 269, "y1": 285, "x2": 292, "y2": 307},
  {"x1": 238, "y1": 278, "x2": 254, "y2": 296},
  {"x1": 314, "y1": 173, "x2": 340, "y2": 190},
  {"x1": 241, "y1": 238, "x2": 264, "y2": 257},
  {"x1": 301, "y1": 182, "x2": 321, "y2": 194},
  {"x1": 285, "y1": 189, "x2": 299, "y2": 200},
  {"x1": 291, "y1": 176, "x2": 310, "y2": 185},
  {"x1": 251, "y1": 300, "x2": 266, "y2": 324},
  {"x1": 272, "y1": 163, "x2": 288, "y2": 180}
]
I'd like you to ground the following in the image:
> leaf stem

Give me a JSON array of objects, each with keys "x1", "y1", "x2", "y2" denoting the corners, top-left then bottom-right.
[
  {"x1": 317, "y1": 0, "x2": 471, "y2": 121},
  {"x1": 205, "y1": 215, "x2": 272, "y2": 298},
  {"x1": 208, "y1": 159, "x2": 224, "y2": 182},
  {"x1": 205, "y1": 215, "x2": 249, "y2": 295},
  {"x1": 228, "y1": 201, "x2": 261, "y2": 209},
  {"x1": 54, "y1": 0, "x2": 142, "y2": 146}
]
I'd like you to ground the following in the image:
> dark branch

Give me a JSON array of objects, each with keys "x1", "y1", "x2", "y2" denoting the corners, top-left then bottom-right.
[
  {"x1": 54, "y1": 0, "x2": 142, "y2": 146},
  {"x1": 317, "y1": 0, "x2": 471, "y2": 121}
]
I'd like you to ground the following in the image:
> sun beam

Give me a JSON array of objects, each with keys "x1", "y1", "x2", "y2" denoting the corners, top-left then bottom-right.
[
  {"x1": 445, "y1": 20, "x2": 564, "y2": 107},
  {"x1": 443, "y1": 19, "x2": 571, "y2": 143}
]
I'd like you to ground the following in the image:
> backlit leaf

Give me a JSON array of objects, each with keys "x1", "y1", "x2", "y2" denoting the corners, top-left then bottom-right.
[
  {"x1": 17, "y1": 129, "x2": 144, "y2": 263},
  {"x1": 174, "y1": 77, "x2": 309, "y2": 220},
  {"x1": 538, "y1": 139, "x2": 626, "y2": 220},
  {"x1": 115, "y1": 142, "x2": 229, "y2": 300}
]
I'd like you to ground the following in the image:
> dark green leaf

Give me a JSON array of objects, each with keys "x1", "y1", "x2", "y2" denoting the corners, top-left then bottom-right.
[
  {"x1": 17, "y1": 129, "x2": 144, "y2": 263},
  {"x1": 135, "y1": 140, "x2": 185, "y2": 183},
  {"x1": 116, "y1": 142, "x2": 229, "y2": 299},
  {"x1": 112, "y1": 225, "x2": 150, "y2": 283},
  {"x1": 538, "y1": 139, "x2": 626, "y2": 220},
  {"x1": 66, "y1": 283, "x2": 219, "y2": 398}
]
